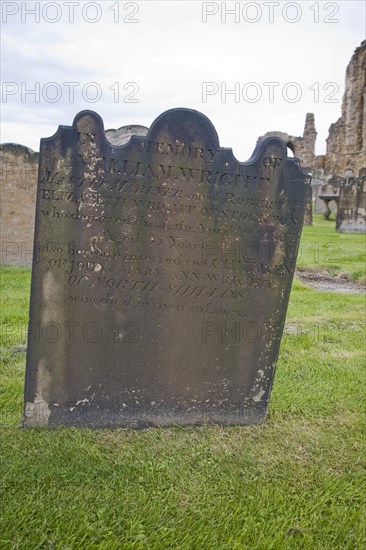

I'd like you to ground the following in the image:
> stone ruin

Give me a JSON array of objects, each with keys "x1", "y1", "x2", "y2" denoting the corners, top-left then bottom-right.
[
  {"x1": 258, "y1": 40, "x2": 366, "y2": 224},
  {"x1": 324, "y1": 41, "x2": 366, "y2": 178},
  {"x1": 0, "y1": 144, "x2": 39, "y2": 264}
]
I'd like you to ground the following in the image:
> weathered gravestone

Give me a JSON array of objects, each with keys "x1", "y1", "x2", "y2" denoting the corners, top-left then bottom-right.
[
  {"x1": 24, "y1": 109, "x2": 310, "y2": 428},
  {"x1": 336, "y1": 176, "x2": 366, "y2": 233}
]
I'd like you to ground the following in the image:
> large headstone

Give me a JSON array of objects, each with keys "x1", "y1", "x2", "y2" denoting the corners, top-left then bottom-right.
[
  {"x1": 24, "y1": 109, "x2": 310, "y2": 428},
  {"x1": 336, "y1": 177, "x2": 366, "y2": 233},
  {"x1": 0, "y1": 144, "x2": 39, "y2": 264}
]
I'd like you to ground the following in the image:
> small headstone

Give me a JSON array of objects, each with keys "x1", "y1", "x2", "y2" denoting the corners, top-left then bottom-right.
[
  {"x1": 24, "y1": 109, "x2": 310, "y2": 428},
  {"x1": 336, "y1": 176, "x2": 366, "y2": 233}
]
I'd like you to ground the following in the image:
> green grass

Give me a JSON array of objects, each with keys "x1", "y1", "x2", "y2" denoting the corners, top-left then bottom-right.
[
  {"x1": 297, "y1": 215, "x2": 366, "y2": 283},
  {"x1": 0, "y1": 220, "x2": 365, "y2": 549}
]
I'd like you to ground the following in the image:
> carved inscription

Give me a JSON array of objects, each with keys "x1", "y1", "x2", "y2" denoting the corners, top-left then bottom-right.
[{"x1": 24, "y1": 109, "x2": 310, "y2": 428}]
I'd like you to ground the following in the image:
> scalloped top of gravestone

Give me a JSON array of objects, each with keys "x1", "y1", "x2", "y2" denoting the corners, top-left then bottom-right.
[{"x1": 23, "y1": 108, "x2": 310, "y2": 428}]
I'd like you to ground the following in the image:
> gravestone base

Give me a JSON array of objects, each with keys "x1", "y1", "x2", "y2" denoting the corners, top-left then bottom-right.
[
  {"x1": 24, "y1": 401, "x2": 267, "y2": 428},
  {"x1": 337, "y1": 221, "x2": 366, "y2": 233}
]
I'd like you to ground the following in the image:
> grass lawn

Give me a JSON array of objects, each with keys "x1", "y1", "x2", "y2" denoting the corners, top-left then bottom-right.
[
  {"x1": 296, "y1": 215, "x2": 366, "y2": 283},
  {"x1": 0, "y1": 215, "x2": 365, "y2": 549}
]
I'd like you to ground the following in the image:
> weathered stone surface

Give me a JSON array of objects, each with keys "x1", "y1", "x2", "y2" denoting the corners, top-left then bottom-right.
[
  {"x1": 24, "y1": 109, "x2": 310, "y2": 428},
  {"x1": 326, "y1": 41, "x2": 366, "y2": 177},
  {"x1": 336, "y1": 177, "x2": 366, "y2": 233},
  {"x1": 0, "y1": 144, "x2": 39, "y2": 264},
  {"x1": 258, "y1": 113, "x2": 317, "y2": 170}
]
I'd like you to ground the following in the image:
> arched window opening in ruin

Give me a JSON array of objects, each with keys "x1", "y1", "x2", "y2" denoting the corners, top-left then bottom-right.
[{"x1": 287, "y1": 142, "x2": 295, "y2": 157}]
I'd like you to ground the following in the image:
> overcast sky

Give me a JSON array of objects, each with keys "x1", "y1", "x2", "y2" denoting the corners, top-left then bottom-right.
[{"x1": 1, "y1": 0, "x2": 365, "y2": 160}]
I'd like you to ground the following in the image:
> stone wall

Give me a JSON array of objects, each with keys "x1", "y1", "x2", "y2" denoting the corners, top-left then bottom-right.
[
  {"x1": 325, "y1": 40, "x2": 366, "y2": 177},
  {"x1": 258, "y1": 113, "x2": 317, "y2": 169},
  {"x1": 0, "y1": 144, "x2": 39, "y2": 264}
]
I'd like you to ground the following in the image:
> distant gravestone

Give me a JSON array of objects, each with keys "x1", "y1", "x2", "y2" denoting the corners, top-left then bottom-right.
[
  {"x1": 24, "y1": 109, "x2": 310, "y2": 428},
  {"x1": 336, "y1": 177, "x2": 366, "y2": 232}
]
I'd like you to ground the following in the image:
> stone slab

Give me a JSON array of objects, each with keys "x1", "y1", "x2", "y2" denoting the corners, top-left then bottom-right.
[
  {"x1": 24, "y1": 109, "x2": 310, "y2": 428},
  {"x1": 336, "y1": 176, "x2": 366, "y2": 233}
]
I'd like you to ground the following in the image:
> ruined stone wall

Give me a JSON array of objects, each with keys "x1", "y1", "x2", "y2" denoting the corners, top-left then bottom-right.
[
  {"x1": 257, "y1": 41, "x2": 366, "y2": 218},
  {"x1": 258, "y1": 41, "x2": 366, "y2": 181},
  {"x1": 0, "y1": 144, "x2": 39, "y2": 264},
  {"x1": 325, "y1": 40, "x2": 366, "y2": 176},
  {"x1": 258, "y1": 113, "x2": 317, "y2": 171}
]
